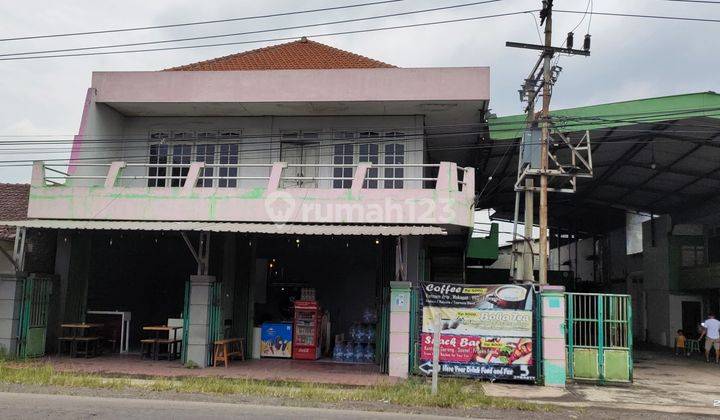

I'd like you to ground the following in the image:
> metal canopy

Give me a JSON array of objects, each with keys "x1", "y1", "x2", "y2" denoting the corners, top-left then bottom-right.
[
  {"x1": 481, "y1": 92, "x2": 720, "y2": 232},
  {"x1": 1, "y1": 220, "x2": 449, "y2": 236}
]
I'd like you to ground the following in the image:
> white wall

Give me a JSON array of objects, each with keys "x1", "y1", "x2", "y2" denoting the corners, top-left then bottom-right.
[{"x1": 0, "y1": 241, "x2": 14, "y2": 274}]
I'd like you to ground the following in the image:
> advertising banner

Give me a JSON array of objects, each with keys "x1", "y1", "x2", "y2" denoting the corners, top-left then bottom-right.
[{"x1": 419, "y1": 282, "x2": 535, "y2": 381}]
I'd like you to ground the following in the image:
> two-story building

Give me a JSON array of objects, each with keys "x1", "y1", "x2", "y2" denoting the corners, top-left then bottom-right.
[{"x1": 1, "y1": 38, "x2": 488, "y2": 372}]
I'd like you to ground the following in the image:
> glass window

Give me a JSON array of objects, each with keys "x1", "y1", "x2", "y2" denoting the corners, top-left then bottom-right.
[
  {"x1": 219, "y1": 144, "x2": 239, "y2": 188},
  {"x1": 172, "y1": 130, "x2": 194, "y2": 141},
  {"x1": 170, "y1": 144, "x2": 192, "y2": 187},
  {"x1": 148, "y1": 144, "x2": 168, "y2": 187},
  {"x1": 384, "y1": 141, "x2": 405, "y2": 189},
  {"x1": 359, "y1": 143, "x2": 379, "y2": 189},
  {"x1": 196, "y1": 144, "x2": 216, "y2": 188},
  {"x1": 333, "y1": 144, "x2": 354, "y2": 189}
]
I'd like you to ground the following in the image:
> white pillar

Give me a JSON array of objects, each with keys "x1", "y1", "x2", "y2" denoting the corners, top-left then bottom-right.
[{"x1": 186, "y1": 275, "x2": 215, "y2": 367}]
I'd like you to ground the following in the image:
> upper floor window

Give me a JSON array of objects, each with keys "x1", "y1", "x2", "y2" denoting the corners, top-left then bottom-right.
[
  {"x1": 147, "y1": 129, "x2": 240, "y2": 188},
  {"x1": 333, "y1": 143, "x2": 354, "y2": 189},
  {"x1": 331, "y1": 131, "x2": 407, "y2": 189},
  {"x1": 384, "y1": 133, "x2": 405, "y2": 189},
  {"x1": 148, "y1": 144, "x2": 168, "y2": 187},
  {"x1": 218, "y1": 144, "x2": 239, "y2": 188},
  {"x1": 681, "y1": 244, "x2": 705, "y2": 267},
  {"x1": 195, "y1": 144, "x2": 215, "y2": 188}
]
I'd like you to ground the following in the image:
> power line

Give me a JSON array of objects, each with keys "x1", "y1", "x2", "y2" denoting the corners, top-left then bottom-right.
[
  {"x1": 0, "y1": 0, "x2": 406, "y2": 42},
  {"x1": 1, "y1": 1, "x2": 504, "y2": 58},
  {"x1": 0, "y1": 10, "x2": 537, "y2": 61},
  {"x1": 0, "y1": 102, "x2": 718, "y2": 141},
  {"x1": 660, "y1": 0, "x2": 720, "y2": 4},
  {"x1": 555, "y1": 9, "x2": 720, "y2": 24}
]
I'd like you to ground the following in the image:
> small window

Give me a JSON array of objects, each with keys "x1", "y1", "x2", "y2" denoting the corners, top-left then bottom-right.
[
  {"x1": 196, "y1": 144, "x2": 216, "y2": 187},
  {"x1": 359, "y1": 143, "x2": 379, "y2": 189},
  {"x1": 149, "y1": 130, "x2": 170, "y2": 141},
  {"x1": 681, "y1": 244, "x2": 705, "y2": 267},
  {"x1": 218, "y1": 130, "x2": 241, "y2": 139},
  {"x1": 384, "y1": 142, "x2": 405, "y2": 189},
  {"x1": 197, "y1": 131, "x2": 218, "y2": 140},
  {"x1": 148, "y1": 144, "x2": 168, "y2": 187},
  {"x1": 219, "y1": 144, "x2": 239, "y2": 188},
  {"x1": 170, "y1": 144, "x2": 192, "y2": 187},
  {"x1": 172, "y1": 130, "x2": 195, "y2": 141},
  {"x1": 333, "y1": 144, "x2": 354, "y2": 189}
]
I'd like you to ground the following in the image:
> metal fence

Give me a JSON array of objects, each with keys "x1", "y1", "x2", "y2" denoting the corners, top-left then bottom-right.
[{"x1": 566, "y1": 293, "x2": 633, "y2": 383}]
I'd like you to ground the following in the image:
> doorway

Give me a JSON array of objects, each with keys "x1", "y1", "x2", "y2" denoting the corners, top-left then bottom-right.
[
  {"x1": 681, "y1": 300, "x2": 702, "y2": 338},
  {"x1": 280, "y1": 132, "x2": 320, "y2": 188}
]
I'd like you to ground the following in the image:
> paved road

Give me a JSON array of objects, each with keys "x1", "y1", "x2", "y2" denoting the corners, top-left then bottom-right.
[{"x1": 0, "y1": 392, "x2": 466, "y2": 420}]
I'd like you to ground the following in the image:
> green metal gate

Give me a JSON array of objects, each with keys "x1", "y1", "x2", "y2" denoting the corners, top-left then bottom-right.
[
  {"x1": 566, "y1": 293, "x2": 633, "y2": 383},
  {"x1": 17, "y1": 275, "x2": 54, "y2": 358}
]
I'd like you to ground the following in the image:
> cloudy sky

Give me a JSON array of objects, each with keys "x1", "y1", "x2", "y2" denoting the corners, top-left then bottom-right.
[{"x1": 0, "y1": 0, "x2": 718, "y2": 183}]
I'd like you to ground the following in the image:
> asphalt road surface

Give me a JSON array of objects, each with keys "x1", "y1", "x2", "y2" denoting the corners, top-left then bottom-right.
[{"x1": 0, "y1": 392, "x2": 468, "y2": 420}]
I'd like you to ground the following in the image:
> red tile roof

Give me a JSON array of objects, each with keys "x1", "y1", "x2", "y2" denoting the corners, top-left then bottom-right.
[
  {"x1": 0, "y1": 183, "x2": 29, "y2": 241},
  {"x1": 165, "y1": 37, "x2": 395, "y2": 71}
]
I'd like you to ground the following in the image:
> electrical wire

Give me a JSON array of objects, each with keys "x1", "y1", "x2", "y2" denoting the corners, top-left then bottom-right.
[
  {"x1": 1, "y1": 103, "x2": 719, "y2": 142},
  {"x1": 0, "y1": 10, "x2": 538, "y2": 61},
  {"x1": 554, "y1": 9, "x2": 720, "y2": 24},
  {"x1": 0, "y1": 1, "x2": 504, "y2": 58},
  {"x1": 0, "y1": 0, "x2": 406, "y2": 42}
]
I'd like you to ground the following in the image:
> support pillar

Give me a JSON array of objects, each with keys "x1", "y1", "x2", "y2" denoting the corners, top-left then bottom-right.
[
  {"x1": 186, "y1": 275, "x2": 216, "y2": 367},
  {"x1": 0, "y1": 273, "x2": 26, "y2": 355},
  {"x1": 541, "y1": 286, "x2": 566, "y2": 387},
  {"x1": 389, "y1": 281, "x2": 411, "y2": 378}
]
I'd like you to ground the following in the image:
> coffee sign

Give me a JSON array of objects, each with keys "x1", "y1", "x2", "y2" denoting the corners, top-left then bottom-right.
[{"x1": 419, "y1": 282, "x2": 535, "y2": 382}]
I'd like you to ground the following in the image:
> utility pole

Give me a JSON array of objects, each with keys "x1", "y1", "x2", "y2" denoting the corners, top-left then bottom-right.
[
  {"x1": 507, "y1": 1, "x2": 593, "y2": 285},
  {"x1": 539, "y1": 2, "x2": 553, "y2": 285}
]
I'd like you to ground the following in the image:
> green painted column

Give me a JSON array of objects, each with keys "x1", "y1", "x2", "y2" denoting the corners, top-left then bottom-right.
[{"x1": 541, "y1": 287, "x2": 566, "y2": 387}]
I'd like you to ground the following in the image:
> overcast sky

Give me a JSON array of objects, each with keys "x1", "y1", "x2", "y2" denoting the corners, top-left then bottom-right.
[{"x1": 0, "y1": 0, "x2": 718, "y2": 183}]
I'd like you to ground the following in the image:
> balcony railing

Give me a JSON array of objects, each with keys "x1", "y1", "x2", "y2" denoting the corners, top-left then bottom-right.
[{"x1": 33, "y1": 161, "x2": 474, "y2": 193}]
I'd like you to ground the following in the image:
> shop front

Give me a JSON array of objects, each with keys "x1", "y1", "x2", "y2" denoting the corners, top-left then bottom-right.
[{"x1": 4, "y1": 222, "x2": 443, "y2": 380}]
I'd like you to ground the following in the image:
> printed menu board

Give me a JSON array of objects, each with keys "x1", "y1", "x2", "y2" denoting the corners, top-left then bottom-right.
[{"x1": 419, "y1": 283, "x2": 535, "y2": 381}]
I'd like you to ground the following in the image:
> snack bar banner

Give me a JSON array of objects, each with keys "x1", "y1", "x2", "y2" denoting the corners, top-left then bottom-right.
[{"x1": 419, "y1": 282, "x2": 535, "y2": 382}]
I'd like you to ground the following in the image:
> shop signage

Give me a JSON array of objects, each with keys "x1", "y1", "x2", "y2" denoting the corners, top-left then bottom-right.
[{"x1": 419, "y1": 283, "x2": 535, "y2": 381}]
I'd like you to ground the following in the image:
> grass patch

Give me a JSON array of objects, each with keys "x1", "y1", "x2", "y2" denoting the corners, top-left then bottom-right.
[{"x1": 0, "y1": 360, "x2": 549, "y2": 412}]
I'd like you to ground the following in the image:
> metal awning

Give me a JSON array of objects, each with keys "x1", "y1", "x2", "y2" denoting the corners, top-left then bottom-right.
[{"x1": 1, "y1": 220, "x2": 449, "y2": 236}]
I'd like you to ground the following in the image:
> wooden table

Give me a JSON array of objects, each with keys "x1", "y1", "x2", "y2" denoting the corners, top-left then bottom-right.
[
  {"x1": 142, "y1": 325, "x2": 181, "y2": 341},
  {"x1": 142, "y1": 325, "x2": 182, "y2": 360},
  {"x1": 60, "y1": 323, "x2": 104, "y2": 337},
  {"x1": 59, "y1": 323, "x2": 104, "y2": 358}
]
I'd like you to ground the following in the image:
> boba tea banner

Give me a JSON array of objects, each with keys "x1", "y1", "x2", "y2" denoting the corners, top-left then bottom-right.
[{"x1": 419, "y1": 282, "x2": 535, "y2": 381}]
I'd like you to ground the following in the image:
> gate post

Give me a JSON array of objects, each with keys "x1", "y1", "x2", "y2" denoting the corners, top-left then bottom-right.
[
  {"x1": 389, "y1": 281, "x2": 411, "y2": 378},
  {"x1": 0, "y1": 273, "x2": 26, "y2": 356},
  {"x1": 540, "y1": 286, "x2": 566, "y2": 387},
  {"x1": 185, "y1": 275, "x2": 216, "y2": 368}
]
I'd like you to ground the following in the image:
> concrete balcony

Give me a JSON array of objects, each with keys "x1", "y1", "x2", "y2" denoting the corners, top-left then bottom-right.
[{"x1": 29, "y1": 161, "x2": 475, "y2": 228}]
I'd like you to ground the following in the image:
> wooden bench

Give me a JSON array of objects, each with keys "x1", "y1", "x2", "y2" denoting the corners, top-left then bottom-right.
[
  {"x1": 73, "y1": 337, "x2": 101, "y2": 358},
  {"x1": 155, "y1": 339, "x2": 182, "y2": 361},
  {"x1": 213, "y1": 338, "x2": 244, "y2": 367},
  {"x1": 57, "y1": 336, "x2": 76, "y2": 356},
  {"x1": 140, "y1": 338, "x2": 157, "y2": 360}
]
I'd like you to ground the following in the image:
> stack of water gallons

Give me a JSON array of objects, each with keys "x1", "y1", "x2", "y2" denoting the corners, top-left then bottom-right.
[{"x1": 332, "y1": 307, "x2": 378, "y2": 363}]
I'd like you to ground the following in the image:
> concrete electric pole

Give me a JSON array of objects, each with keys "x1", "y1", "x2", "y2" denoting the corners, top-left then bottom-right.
[{"x1": 506, "y1": 1, "x2": 593, "y2": 285}]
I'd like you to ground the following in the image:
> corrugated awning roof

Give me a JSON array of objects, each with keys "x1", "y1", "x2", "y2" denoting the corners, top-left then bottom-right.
[{"x1": 2, "y1": 220, "x2": 448, "y2": 236}]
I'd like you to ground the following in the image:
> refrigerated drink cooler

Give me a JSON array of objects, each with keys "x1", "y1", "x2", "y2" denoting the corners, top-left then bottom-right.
[{"x1": 292, "y1": 300, "x2": 321, "y2": 360}]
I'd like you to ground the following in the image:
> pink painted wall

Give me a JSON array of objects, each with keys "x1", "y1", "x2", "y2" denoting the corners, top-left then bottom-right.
[{"x1": 91, "y1": 68, "x2": 489, "y2": 104}]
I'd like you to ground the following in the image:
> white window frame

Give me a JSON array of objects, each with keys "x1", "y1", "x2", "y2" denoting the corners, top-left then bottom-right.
[{"x1": 147, "y1": 129, "x2": 241, "y2": 188}]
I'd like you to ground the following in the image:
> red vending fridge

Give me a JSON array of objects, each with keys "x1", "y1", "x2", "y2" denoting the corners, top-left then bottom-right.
[{"x1": 292, "y1": 300, "x2": 321, "y2": 360}]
